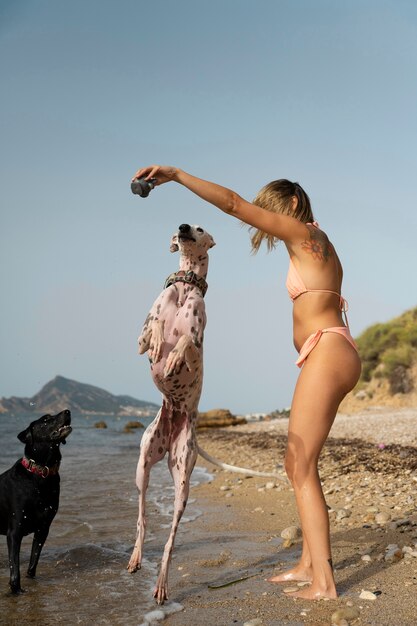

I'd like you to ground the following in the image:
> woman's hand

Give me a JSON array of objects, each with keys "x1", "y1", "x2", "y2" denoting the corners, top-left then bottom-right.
[{"x1": 131, "y1": 165, "x2": 178, "y2": 186}]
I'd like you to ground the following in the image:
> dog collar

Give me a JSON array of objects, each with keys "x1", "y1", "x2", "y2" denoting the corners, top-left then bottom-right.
[
  {"x1": 164, "y1": 270, "x2": 208, "y2": 297},
  {"x1": 21, "y1": 456, "x2": 60, "y2": 478}
]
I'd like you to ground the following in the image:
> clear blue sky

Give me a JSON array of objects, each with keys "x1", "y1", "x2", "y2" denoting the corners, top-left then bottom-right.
[{"x1": 1, "y1": 0, "x2": 416, "y2": 413}]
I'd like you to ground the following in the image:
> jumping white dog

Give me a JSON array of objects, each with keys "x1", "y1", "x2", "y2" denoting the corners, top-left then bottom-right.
[{"x1": 128, "y1": 224, "x2": 281, "y2": 604}]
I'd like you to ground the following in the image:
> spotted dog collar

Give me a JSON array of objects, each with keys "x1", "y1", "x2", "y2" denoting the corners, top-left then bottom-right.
[
  {"x1": 164, "y1": 270, "x2": 208, "y2": 297},
  {"x1": 21, "y1": 456, "x2": 60, "y2": 478}
]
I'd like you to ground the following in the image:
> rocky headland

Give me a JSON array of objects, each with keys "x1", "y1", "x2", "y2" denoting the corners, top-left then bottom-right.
[{"x1": 0, "y1": 375, "x2": 159, "y2": 417}]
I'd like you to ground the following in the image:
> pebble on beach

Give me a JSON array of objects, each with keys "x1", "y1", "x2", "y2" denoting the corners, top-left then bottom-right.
[
  {"x1": 385, "y1": 544, "x2": 403, "y2": 562},
  {"x1": 280, "y1": 526, "x2": 301, "y2": 540},
  {"x1": 359, "y1": 589, "x2": 378, "y2": 600},
  {"x1": 336, "y1": 508, "x2": 352, "y2": 521},
  {"x1": 243, "y1": 619, "x2": 263, "y2": 626},
  {"x1": 375, "y1": 511, "x2": 391, "y2": 524},
  {"x1": 331, "y1": 606, "x2": 361, "y2": 624},
  {"x1": 280, "y1": 525, "x2": 301, "y2": 548}
]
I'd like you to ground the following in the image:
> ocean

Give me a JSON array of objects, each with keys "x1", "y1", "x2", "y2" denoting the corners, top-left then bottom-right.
[{"x1": 0, "y1": 412, "x2": 212, "y2": 625}]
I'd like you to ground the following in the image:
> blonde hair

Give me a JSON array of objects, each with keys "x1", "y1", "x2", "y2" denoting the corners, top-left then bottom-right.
[{"x1": 250, "y1": 179, "x2": 314, "y2": 253}]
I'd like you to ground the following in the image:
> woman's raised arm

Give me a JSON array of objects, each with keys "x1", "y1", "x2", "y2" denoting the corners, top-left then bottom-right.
[{"x1": 132, "y1": 165, "x2": 308, "y2": 244}]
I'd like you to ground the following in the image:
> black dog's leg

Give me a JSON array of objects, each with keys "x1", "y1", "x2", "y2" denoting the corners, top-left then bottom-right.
[
  {"x1": 7, "y1": 530, "x2": 24, "y2": 593},
  {"x1": 27, "y1": 527, "x2": 50, "y2": 579}
]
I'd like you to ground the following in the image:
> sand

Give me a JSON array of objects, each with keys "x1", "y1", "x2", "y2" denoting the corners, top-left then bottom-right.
[{"x1": 157, "y1": 408, "x2": 417, "y2": 626}]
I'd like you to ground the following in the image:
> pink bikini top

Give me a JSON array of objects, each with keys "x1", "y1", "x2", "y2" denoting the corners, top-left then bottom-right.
[{"x1": 286, "y1": 223, "x2": 349, "y2": 324}]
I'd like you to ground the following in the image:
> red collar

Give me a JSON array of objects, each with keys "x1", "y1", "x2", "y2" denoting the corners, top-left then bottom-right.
[{"x1": 21, "y1": 456, "x2": 60, "y2": 478}]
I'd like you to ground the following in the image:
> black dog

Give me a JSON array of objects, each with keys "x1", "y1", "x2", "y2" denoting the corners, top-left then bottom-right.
[{"x1": 0, "y1": 409, "x2": 72, "y2": 593}]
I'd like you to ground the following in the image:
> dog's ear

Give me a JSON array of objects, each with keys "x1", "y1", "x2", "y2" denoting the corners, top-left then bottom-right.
[
  {"x1": 17, "y1": 427, "x2": 32, "y2": 444},
  {"x1": 170, "y1": 234, "x2": 179, "y2": 253},
  {"x1": 208, "y1": 236, "x2": 216, "y2": 249}
]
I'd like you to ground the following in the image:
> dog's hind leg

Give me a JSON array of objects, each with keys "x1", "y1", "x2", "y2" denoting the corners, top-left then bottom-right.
[
  {"x1": 153, "y1": 411, "x2": 198, "y2": 605},
  {"x1": 7, "y1": 529, "x2": 24, "y2": 593},
  {"x1": 127, "y1": 405, "x2": 170, "y2": 574}
]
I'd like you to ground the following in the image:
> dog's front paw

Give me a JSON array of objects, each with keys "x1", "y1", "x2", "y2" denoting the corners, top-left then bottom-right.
[
  {"x1": 163, "y1": 349, "x2": 184, "y2": 377},
  {"x1": 138, "y1": 321, "x2": 155, "y2": 354},
  {"x1": 163, "y1": 336, "x2": 194, "y2": 377},
  {"x1": 148, "y1": 341, "x2": 164, "y2": 364},
  {"x1": 144, "y1": 320, "x2": 165, "y2": 362}
]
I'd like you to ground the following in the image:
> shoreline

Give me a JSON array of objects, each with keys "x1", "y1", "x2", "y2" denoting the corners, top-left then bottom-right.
[{"x1": 156, "y1": 408, "x2": 417, "y2": 626}]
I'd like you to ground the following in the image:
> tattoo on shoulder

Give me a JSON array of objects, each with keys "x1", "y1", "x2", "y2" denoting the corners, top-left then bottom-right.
[{"x1": 301, "y1": 225, "x2": 332, "y2": 261}]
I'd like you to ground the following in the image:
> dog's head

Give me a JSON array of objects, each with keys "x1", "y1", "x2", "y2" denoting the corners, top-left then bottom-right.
[
  {"x1": 18, "y1": 410, "x2": 72, "y2": 446},
  {"x1": 170, "y1": 224, "x2": 215, "y2": 254}
]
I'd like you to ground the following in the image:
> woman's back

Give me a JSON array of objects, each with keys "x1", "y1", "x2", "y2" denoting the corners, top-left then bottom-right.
[{"x1": 285, "y1": 224, "x2": 348, "y2": 351}]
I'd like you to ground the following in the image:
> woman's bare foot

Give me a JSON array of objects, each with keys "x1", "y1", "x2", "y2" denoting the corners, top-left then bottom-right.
[
  {"x1": 267, "y1": 565, "x2": 313, "y2": 584},
  {"x1": 284, "y1": 584, "x2": 337, "y2": 600}
]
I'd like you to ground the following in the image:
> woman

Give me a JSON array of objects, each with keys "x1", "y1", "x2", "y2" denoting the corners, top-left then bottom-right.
[{"x1": 132, "y1": 165, "x2": 361, "y2": 600}]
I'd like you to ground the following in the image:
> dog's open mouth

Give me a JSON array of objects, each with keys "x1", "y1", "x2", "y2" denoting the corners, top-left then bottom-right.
[
  {"x1": 178, "y1": 234, "x2": 196, "y2": 242},
  {"x1": 52, "y1": 425, "x2": 72, "y2": 443}
]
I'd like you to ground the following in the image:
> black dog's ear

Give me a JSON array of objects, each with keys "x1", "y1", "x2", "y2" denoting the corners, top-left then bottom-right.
[{"x1": 17, "y1": 427, "x2": 32, "y2": 444}]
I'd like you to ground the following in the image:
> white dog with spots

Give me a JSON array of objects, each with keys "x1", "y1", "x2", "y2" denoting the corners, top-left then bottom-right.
[{"x1": 128, "y1": 224, "x2": 280, "y2": 604}]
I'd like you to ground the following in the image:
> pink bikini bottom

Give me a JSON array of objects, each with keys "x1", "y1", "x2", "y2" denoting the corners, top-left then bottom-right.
[{"x1": 296, "y1": 326, "x2": 358, "y2": 368}]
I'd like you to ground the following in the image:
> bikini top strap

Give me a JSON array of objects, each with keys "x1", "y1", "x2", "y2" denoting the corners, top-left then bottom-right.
[
  {"x1": 306, "y1": 289, "x2": 349, "y2": 326},
  {"x1": 339, "y1": 295, "x2": 349, "y2": 327}
]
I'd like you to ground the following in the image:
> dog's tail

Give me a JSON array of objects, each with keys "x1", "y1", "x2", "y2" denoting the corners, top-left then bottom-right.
[{"x1": 197, "y1": 445, "x2": 288, "y2": 482}]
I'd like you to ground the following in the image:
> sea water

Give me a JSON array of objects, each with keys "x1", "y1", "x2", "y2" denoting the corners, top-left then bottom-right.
[{"x1": 0, "y1": 413, "x2": 211, "y2": 625}]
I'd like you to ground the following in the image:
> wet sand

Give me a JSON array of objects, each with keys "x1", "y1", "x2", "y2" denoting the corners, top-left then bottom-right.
[{"x1": 160, "y1": 408, "x2": 417, "y2": 626}]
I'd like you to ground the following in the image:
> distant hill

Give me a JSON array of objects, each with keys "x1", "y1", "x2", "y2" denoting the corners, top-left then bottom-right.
[
  {"x1": 0, "y1": 376, "x2": 159, "y2": 417},
  {"x1": 341, "y1": 307, "x2": 417, "y2": 412}
]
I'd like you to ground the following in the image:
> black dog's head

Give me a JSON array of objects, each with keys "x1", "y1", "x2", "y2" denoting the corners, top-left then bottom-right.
[{"x1": 18, "y1": 410, "x2": 72, "y2": 450}]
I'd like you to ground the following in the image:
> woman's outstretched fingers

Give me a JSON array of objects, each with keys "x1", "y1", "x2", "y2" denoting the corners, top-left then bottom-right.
[
  {"x1": 132, "y1": 164, "x2": 176, "y2": 185},
  {"x1": 132, "y1": 166, "x2": 152, "y2": 181}
]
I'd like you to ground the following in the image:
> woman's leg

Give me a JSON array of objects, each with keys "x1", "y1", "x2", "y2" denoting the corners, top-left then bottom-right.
[
  {"x1": 269, "y1": 333, "x2": 361, "y2": 598},
  {"x1": 267, "y1": 528, "x2": 313, "y2": 583}
]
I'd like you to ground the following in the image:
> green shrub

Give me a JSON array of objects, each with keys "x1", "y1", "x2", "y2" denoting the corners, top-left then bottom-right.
[
  {"x1": 356, "y1": 307, "x2": 417, "y2": 384},
  {"x1": 381, "y1": 345, "x2": 414, "y2": 375}
]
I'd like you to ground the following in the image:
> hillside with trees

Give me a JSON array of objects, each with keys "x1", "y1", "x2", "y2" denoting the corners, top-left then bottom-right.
[{"x1": 341, "y1": 307, "x2": 417, "y2": 412}]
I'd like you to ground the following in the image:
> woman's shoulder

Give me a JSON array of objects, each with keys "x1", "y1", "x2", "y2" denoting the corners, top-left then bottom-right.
[{"x1": 296, "y1": 222, "x2": 335, "y2": 263}]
